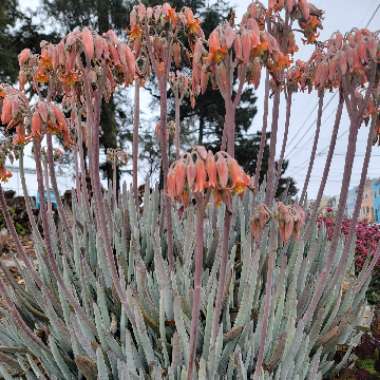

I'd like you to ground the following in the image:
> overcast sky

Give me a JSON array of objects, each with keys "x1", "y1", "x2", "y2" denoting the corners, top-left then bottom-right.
[{"x1": 16, "y1": 0, "x2": 380, "y2": 199}]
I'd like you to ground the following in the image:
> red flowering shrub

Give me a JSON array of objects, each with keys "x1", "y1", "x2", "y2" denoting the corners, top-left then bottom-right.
[{"x1": 318, "y1": 208, "x2": 380, "y2": 270}]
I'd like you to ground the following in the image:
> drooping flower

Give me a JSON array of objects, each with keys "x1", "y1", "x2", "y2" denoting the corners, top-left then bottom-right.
[
  {"x1": 227, "y1": 156, "x2": 250, "y2": 195},
  {"x1": 81, "y1": 27, "x2": 94, "y2": 62},
  {"x1": 167, "y1": 148, "x2": 250, "y2": 208},
  {"x1": 0, "y1": 164, "x2": 12, "y2": 183},
  {"x1": 277, "y1": 202, "x2": 294, "y2": 243},
  {"x1": 251, "y1": 203, "x2": 271, "y2": 240}
]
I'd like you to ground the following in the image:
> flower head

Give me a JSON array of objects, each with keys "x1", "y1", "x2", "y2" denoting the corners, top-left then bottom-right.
[{"x1": 167, "y1": 147, "x2": 251, "y2": 208}]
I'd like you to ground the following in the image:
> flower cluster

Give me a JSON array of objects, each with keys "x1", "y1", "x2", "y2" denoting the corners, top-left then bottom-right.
[
  {"x1": 268, "y1": 0, "x2": 323, "y2": 44},
  {"x1": 129, "y1": 3, "x2": 203, "y2": 76},
  {"x1": 250, "y1": 201, "x2": 305, "y2": 242},
  {"x1": 31, "y1": 101, "x2": 73, "y2": 146},
  {"x1": 18, "y1": 27, "x2": 136, "y2": 101},
  {"x1": 277, "y1": 201, "x2": 306, "y2": 242},
  {"x1": 0, "y1": 85, "x2": 72, "y2": 148},
  {"x1": 0, "y1": 85, "x2": 30, "y2": 146},
  {"x1": 167, "y1": 146, "x2": 251, "y2": 208},
  {"x1": 0, "y1": 138, "x2": 16, "y2": 183},
  {"x1": 311, "y1": 29, "x2": 379, "y2": 91},
  {"x1": 191, "y1": 0, "x2": 322, "y2": 99}
]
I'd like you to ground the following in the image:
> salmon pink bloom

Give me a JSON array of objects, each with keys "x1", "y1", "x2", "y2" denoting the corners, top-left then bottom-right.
[
  {"x1": 0, "y1": 165, "x2": 12, "y2": 182},
  {"x1": 277, "y1": 202, "x2": 294, "y2": 243},
  {"x1": 175, "y1": 159, "x2": 186, "y2": 197},
  {"x1": 194, "y1": 157, "x2": 207, "y2": 193},
  {"x1": 227, "y1": 157, "x2": 250, "y2": 195},
  {"x1": 215, "y1": 153, "x2": 228, "y2": 188},
  {"x1": 1, "y1": 97, "x2": 12, "y2": 125},
  {"x1": 206, "y1": 151, "x2": 217, "y2": 188},
  {"x1": 18, "y1": 48, "x2": 31, "y2": 66},
  {"x1": 186, "y1": 159, "x2": 196, "y2": 188},
  {"x1": 251, "y1": 203, "x2": 271, "y2": 240},
  {"x1": 31, "y1": 112, "x2": 42, "y2": 138},
  {"x1": 81, "y1": 27, "x2": 94, "y2": 61}
]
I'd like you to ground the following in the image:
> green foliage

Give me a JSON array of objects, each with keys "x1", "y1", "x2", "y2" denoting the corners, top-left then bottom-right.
[{"x1": 0, "y1": 186, "x2": 374, "y2": 378}]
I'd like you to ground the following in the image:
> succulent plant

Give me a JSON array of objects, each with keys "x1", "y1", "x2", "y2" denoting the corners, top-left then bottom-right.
[{"x1": 0, "y1": 1, "x2": 379, "y2": 379}]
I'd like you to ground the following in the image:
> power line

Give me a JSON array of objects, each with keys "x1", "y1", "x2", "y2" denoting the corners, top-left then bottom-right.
[
  {"x1": 284, "y1": 1, "x2": 380, "y2": 161},
  {"x1": 284, "y1": 95, "x2": 337, "y2": 159}
]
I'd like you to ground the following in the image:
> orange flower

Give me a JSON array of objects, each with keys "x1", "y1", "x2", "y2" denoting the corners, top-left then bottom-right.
[
  {"x1": 163, "y1": 3, "x2": 177, "y2": 27},
  {"x1": 0, "y1": 165, "x2": 12, "y2": 183},
  {"x1": 206, "y1": 151, "x2": 217, "y2": 188},
  {"x1": 18, "y1": 48, "x2": 31, "y2": 66},
  {"x1": 208, "y1": 30, "x2": 228, "y2": 64},
  {"x1": 31, "y1": 111, "x2": 42, "y2": 138},
  {"x1": 277, "y1": 202, "x2": 294, "y2": 243},
  {"x1": 215, "y1": 154, "x2": 228, "y2": 188},
  {"x1": 227, "y1": 157, "x2": 250, "y2": 194},
  {"x1": 175, "y1": 159, "x2": 186, "y2": 197},
  {"x1": 129, "y1": 25, "x2": 143, "y2": 41},
  {"x1": 193, "y1": 157, "x2": 207, "y2": 192},
  {"x1": 35, "y1": 69, "x2": 49, "y2": 84},
  {"x1": 187, "y1": 17, "x2": 201, "y2": 35},
  {"x1": 251, "y1": 204, "x2": 271, "y2": 240},
  {"x1": 81, "y1": 27, "x2": 94, "y2": 61},
  {"x1": 1, "y1": 97, "x2": 12, "y2": 125},
  {"x1": 13, "y1": 125, "x2": 27, "y2": 145},
  {"x1": 59, "y1": 71, "x2": 79, "y2": 86},
  {"x1": 39, "y1": 50, "x2": 53, "y2": 71},
  {"x1": 186, "y1": 159, "x2": 196, "y2": 188}
]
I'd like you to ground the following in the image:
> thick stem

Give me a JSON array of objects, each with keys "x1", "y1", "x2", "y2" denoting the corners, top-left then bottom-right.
[
  {"x1": 302, "y1": 102, "x2": 360, "y2": 325},
  {"x1": 43, "y1": 157, "x2": 52, "y2": 216},
  {"x1": 132, "y1": 79, "x2": 140, "y2": 204},
  {"x1": 46, "y1": 133, "x2": 71, "y2": 238},
  {"x1": 19, "y1": 149, "x2": 43, "y2": 244},
  {"x1": 159, "y1": 78, "x2": 174, "y2": 271},
  {"x1": 304, "y1": 94, "x2": 344, "y2": 241},
  {"x1": 333, "y1": 113, "x2": 377, "y2": 283},
  {"x1": 300, "y1": 90, "x2": 325, "y2": 205},
  {"x1": 274, "y1": 90, "x2": 293, "y2": 196},
  {"x1": 254, "y1": 71, "x2": 270, "y2": 192},
  {"x1": 187, "y1": 196, "x2": 205, "y2": 380},
  {"x1": 211, "y1": 210, "x2": 231, "y2": 340},
  {"x1": 174, "y1": 90, "x2": 181, "y2": 159},
  {"x1": 303, "y1": 71, "x2": 377, "y2": 323},
  {"x1": 253, "y1": 228, "x2": 276, "y2": 379},
  {"x1": 265, "y1": 89, "x2": 281, "y2": 206}
]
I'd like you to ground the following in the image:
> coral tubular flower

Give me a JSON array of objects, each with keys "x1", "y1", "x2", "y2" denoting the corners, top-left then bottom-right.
[
  {"x1": 81, "y1": 27, "x2": 94, "y2": 61},
  {"x1": 208, "y1": 30, "x2": 228, "y2": 64},
  {"x1": 59, "y1": 71, "x2": 79, "y2": 86},
  {"x1": 1, "y1": 97, "x2": 12, "y2": 125},
  {"x1": 206, "y1": 151, "x2": 217, "y2": 188},
  {"x1": 167, "y1": 148, "x2": 250, "y2": 208},
  {"x1": 31, "y1": 112, "x2": 42, "y2": 138},
  {"x1": 215, "y1": 153, "x2": 228, "y2": 188},
  {"x1": 18, "y1": 48, "x2": 31, "y2": 66},
  {"x1": 227, "y1": 157, "x2": 250, "y2": 195},
  {"x1": 129, "y1": 25, "x2": 143, "y2": 41},
  {"x1": 193, "y1": 157, "x2": 207, "y2": 193},
  {"x1": 277, "y1": 202, "x2": 294, "y2": 243},
  {"x1": 251, "y1": 203, "x2": 271, "y2": 240},
  {"x1": 0, "y1": 165, "x2": 12, "y2": 183}
]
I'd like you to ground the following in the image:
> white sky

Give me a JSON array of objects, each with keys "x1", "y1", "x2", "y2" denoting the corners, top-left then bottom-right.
[{"x1": 15, "y1": 0, "x2": 380, "y2": 199}]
